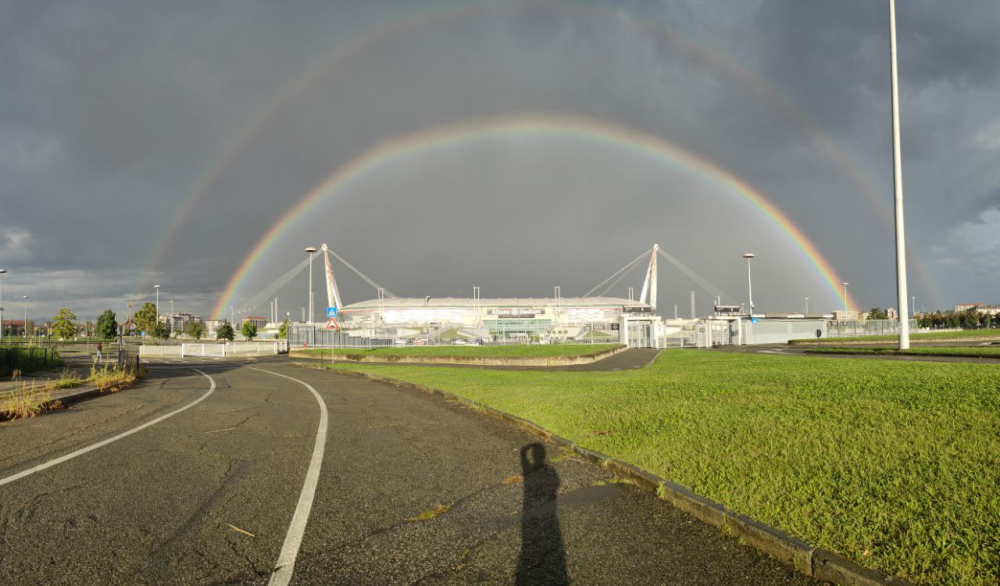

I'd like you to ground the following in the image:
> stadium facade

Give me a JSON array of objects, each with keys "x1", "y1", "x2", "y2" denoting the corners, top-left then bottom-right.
[
  {"x1": 339, "y1": 296, "x2": 652, "y2": 338},
  {"x1": 290, "y1": 243, "x2": 666, "y2": 346}
]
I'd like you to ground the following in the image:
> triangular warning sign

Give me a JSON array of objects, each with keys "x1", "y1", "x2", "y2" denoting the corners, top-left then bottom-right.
[{"x1": 326, "y1": 318, "x2": 339, "y2": 331}]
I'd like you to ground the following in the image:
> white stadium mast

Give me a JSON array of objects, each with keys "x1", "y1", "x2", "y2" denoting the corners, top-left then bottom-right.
[
  {"x1": 321, "y1": 243, "x2": 344, "y2": 311},
  {"x1": 639, "y1": 243, "x2": 658, "y2": 311}
]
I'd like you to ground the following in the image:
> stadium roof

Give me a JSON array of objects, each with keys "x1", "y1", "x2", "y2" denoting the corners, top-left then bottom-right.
[{"x1": 341, "y1": 296, "x2": 650, "y2": 310}]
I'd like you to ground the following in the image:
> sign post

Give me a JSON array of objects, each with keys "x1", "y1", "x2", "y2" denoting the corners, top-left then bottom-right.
[{"x1": 326, "y1": 307, "x2": 338, "y2": 365}]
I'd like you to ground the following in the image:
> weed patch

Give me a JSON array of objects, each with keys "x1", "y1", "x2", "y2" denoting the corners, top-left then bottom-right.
[
  {"x1": 89, "y1": 363, "x2": 140, "y2": 393},
  {"x1": 1, "y1": 383, "x2": 51, "y2": 419}
]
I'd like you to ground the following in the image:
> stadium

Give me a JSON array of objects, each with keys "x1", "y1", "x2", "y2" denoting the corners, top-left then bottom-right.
[
  {"x1": 339, "y1": 295, "x2": 652, "y2": 341},
  {"x1": 287, "y1": 244, "x2": 665, "y2": 346}
]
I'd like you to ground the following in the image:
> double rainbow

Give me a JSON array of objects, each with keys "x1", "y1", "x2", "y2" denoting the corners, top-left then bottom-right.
[{"x1": 212, "y1": 114, "x2": 856, "y2": 318}]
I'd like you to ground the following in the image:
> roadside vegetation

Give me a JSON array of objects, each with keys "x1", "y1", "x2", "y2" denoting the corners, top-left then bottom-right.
[
  {"x1": 790, "y1": 329, "x2": 1000, "y2": 345},
  {"x1": 804, "y1": 346, "x2": 1000, "y2": 358},
  {"x1": 0, "y1": 382, "x2": 51, "y2": 419},
  {"x1": 89, "y1": 362, "x2": 141, "y2": 393},
  {"x1": 292, "y1": 344, "x2": 620, "y2": 359},
  {"x1": 1, "y1": 362, "x2": 143, "y2": 420},
  {"x1": 336, "y1": 350, "x2": 1000, "y2": 585},
  {"x1": 0, "y1": 345, "x2": 62, "y2": 377}
]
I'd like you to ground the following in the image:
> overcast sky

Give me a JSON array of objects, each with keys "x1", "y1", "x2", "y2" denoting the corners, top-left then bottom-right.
[{"x1": 2, "y1": 0, "x2": 998, "y2": 322}]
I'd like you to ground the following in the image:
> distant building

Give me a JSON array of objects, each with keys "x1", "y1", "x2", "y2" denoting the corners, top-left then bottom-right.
[
  {"x1": 955, "y1": 303, "x2": 1000, "y2": 315},
  {"x1": 159, "y1": 312, "x2": 201, "y2": 333},
  {"x1": 832, "y1": 310, "x2": 858, "y2": 321},
  {"x1": 886, "y1": 308, "x2": 898, "y2": 319},
  {"x1": 242, "y1": 316, "x2": 268, "y2": 330}
]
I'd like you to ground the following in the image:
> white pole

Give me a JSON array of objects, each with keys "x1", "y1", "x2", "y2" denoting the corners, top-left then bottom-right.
[
  {"x1": 805, "y1": 296, "x2": 809, "y2": 315},
  {"x1": 743, "y1": 253, "x2": 755, "y2": 315},
  {"x1": 842, "y1": 282, "x2": 849, "y2": 314},
  {"x1": 0, "y1": 269, "x2": 5, "y2": 344},
  {"x1": 890, "y1": 0, "x2": 910, "y2": 350}
]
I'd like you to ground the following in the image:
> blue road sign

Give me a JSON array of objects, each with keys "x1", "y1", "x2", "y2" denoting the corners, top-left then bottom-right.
[
  {"x1": 327, "y1": 307, "x2": 338, "y2": 318},
  {"x1": 751, "y1": 318, "x2": 759, "y2": 324}
]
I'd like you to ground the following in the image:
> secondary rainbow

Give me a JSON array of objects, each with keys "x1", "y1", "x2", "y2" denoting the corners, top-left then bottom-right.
[
  {"x1": 213, "y1": 114, "x2": 857, "y2": 318},
  {"x1": 142, "y1": 0, "x2": 938, "y2": 308}
]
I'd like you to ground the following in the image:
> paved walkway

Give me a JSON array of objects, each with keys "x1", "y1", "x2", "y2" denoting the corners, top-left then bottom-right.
[{"x1": 0, "y1": 362, "x2": 817, "y2": 584}]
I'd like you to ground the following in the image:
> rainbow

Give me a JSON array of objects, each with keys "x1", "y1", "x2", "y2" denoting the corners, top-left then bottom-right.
[
  {"x1": 142, "y1": 0, "x2": 940, "y2": 308},
  {"x1": 212, "y1": 114, "x2": 858, "y2": 318}
]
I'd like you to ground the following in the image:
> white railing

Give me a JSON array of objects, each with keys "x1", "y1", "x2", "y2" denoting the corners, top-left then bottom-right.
[
  {"x1": 181, "y1": 343, "x2": 227, "y2": 358},
  {"x1": 226, "y1": 341, "x2": 280, "y2": 356},
  {"x1": 139, "y1": 345, "x2": 183, "y2": 357},
  {"x1": 141, "y1": 341, "x2": 285, "y2": 358}
]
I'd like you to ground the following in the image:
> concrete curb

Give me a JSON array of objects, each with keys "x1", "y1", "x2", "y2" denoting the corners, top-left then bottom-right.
[
  {"x1": 335, "y1": 368, "x2": 912, "y2": 586},
  {"x1": 43, "y1": 385, "x2": 104, "y2": 409},
  {"x1": 291, "y1": 345, "x2": 627, "y2": 367}
]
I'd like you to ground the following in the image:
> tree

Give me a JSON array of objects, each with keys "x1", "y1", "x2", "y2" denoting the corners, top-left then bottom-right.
[
  {"x1": 184, "y1": 320, "x2": 204, "y2": 340},
  {"x1": 241, "y1": 321, "x2": 257, "y2": 341},
  {"x1": 216, "y1": 321, "x2": 235, "y2": 342},
  {"x1": 96, "y1": 309, "x2": 119, "y2": 341},
  {"x1": 152, "y1": 321, "x2": 170, "y2": 339},
  {"x1": 134, "y1": 302, "x2": 159, "y2": 336},
  {"x1": 278, "y1": 319, "x2": 289, "y2": 340},
  {"x1": 867, "y1": 307, "x2": 888, "y2": 320},
  {"x1": 52, "y1": 307, "x2": 77, "y2": 340}
]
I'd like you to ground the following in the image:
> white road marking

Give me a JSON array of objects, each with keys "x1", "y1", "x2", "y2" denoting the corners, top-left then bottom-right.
[
  {"x1": 0, "y1": 369, "x2": 217, "y2": 487},
  {"x1": 251, "y1": 367, "x2": 329, "y2": 586}
]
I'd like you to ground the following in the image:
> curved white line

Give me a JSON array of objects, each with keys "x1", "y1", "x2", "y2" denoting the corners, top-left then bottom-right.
[
  {"x1": 251, "y1": 367, "x2": 329, "y2": 586},
  {"x1": 0, "y1": 369, "x2": 217, "y2": 487}
]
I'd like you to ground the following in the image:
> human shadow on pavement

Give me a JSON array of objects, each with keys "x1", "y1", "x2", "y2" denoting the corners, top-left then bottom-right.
[{"x1": 516, "y1": 443, "x2": 568, "y2": 585}]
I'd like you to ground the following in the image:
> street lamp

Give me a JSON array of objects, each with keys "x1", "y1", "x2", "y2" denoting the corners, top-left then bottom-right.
[
  {"x1": 154, "y1": 284, "x2": 161, "y2": 323},
  {"x1": 842, "y1": 282, "x2": 849, "y2": 314},
  {"x1": 23, "y1": 295, "x2": 29, "y2": 340},
  {"x1": 0, "y1": 268, "x2": 6, "y2": 343},
  {"x1": 889, "y1": 0, "x2": 911, "y2": 350},
  {"x1": 804, "y1": 296, "x2": 809, "y2": 315},
  {"x1": 170, "y1": 300, "x2": 175, "y2": 335},
  {"x1": 305, "y1": 246, "x2": 317, "y2": 324},
  {"x1": 742, "y1": 253, "x2": 755, "y2": 315}
]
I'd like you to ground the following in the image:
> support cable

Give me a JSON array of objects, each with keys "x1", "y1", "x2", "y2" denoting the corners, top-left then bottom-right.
[
  {"x1": 329, "y1": 251, "x2": 396, "y2": 298},
  {"x1": 583, "y1": 249, "x2": 651, "y2": 297},
  {"x1": 597, "y1": 258, "x2": 647, "y2": 298},
  {"x1": 656, "y1": 249, "x2": 736, "y2": 304}
]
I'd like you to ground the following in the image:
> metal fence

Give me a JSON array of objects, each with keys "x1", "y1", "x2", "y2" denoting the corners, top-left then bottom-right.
[
  {"x1": 826, "y1": 319, "x2": 918, "y2": 338},
  {"x1": 288, "y1": 324, "x2": 623, "y2": 349}
]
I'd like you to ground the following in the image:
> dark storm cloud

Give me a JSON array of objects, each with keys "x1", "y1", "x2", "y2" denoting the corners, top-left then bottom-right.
[{"x1": 1, "y1": 0, "x2": 998, "y2": 320}]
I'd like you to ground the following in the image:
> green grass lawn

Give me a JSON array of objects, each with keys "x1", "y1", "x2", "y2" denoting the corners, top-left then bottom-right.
[
  {"x1": 291, "y1": 344, "x2": 620, "y2": 359},
  {"x1": 333, "y1": 350, "x2": 1000, "y2": 585},
  {"x1": 804, "y1": 346, "x2": 1000, "y2": 358},
  {"x1": 790, "y1": 329, "x2": 1000, "y2": 345}
]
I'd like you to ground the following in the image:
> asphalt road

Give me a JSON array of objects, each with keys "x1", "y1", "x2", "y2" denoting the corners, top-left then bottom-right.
[{"x1": 0, "y1": 359, "x2": 819, "y2": 585}]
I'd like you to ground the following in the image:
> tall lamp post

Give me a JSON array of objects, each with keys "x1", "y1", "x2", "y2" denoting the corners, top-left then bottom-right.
[
  {"x1": 170, "y1": 300, "x2": 175, "y2": 335},
  {"x1": 305, "y1": 246, "x2": 317, "y2": 324},
  {"x1": 804, "y1": 296, "x2": 809, "y2": 315},
  {"x1": 743, "y1": 253, "x2": 755, "y2": 315},
  {"x1": 23, "y1": 295, "x2": 29, "y2": 340},
  {"x1": 842, "y1": 282, "x2": 849, "y2": 314},
  {"x1": 154, "y1": 284, "x2": 161, "y2": 335},
  {"x1": 889, "y1": 0, "x2": 910, "y2": 349},
  {"x1": 0, "y1": 268, "x2": 6, "y2": 343}
]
